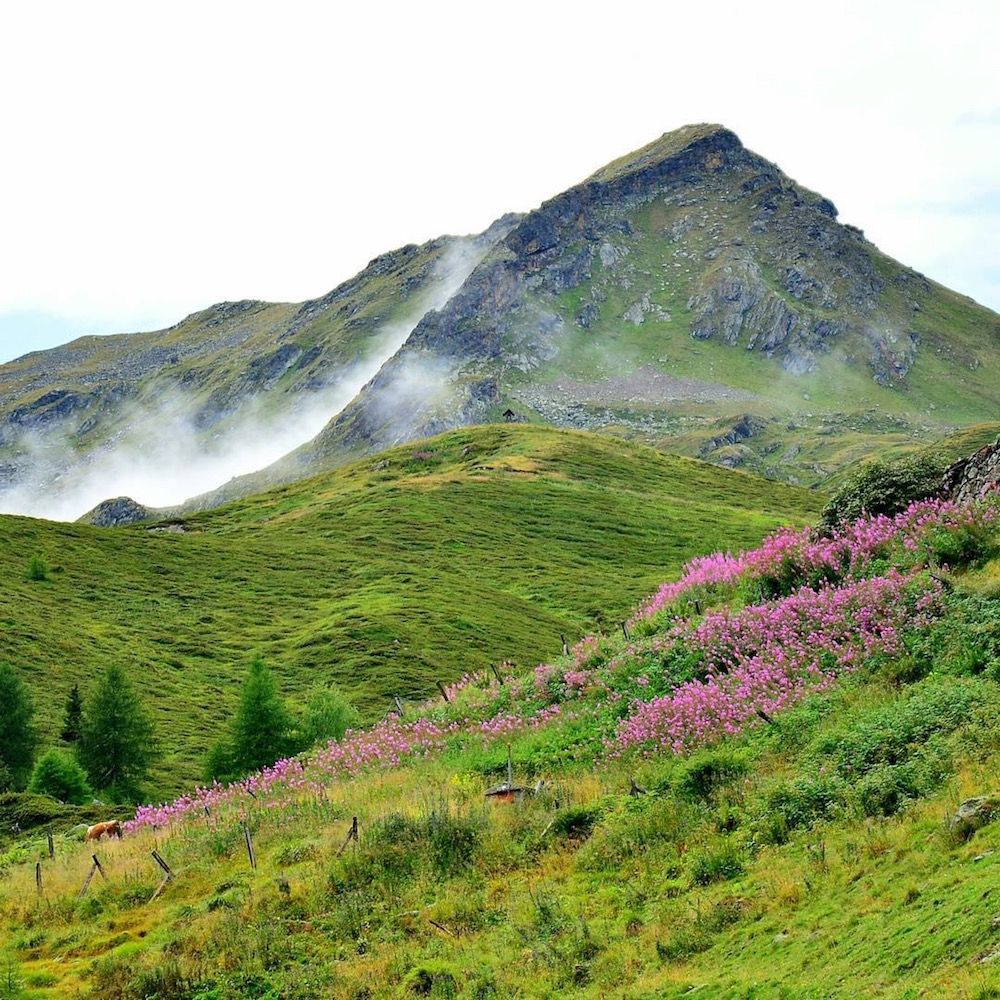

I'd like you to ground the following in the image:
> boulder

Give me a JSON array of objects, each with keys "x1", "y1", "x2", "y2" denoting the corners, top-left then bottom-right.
[{"x1": 950, "y1": 796, "x2": 1000, "y2": 839}]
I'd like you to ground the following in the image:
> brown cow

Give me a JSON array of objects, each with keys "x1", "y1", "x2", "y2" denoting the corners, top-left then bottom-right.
[{"x1": 85, "y1": 820, "x2": 123, "y2": 842}]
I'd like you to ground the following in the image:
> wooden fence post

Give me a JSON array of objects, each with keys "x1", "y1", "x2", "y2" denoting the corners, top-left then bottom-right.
[
  {"x1": 336, "y1": 816, "x2": 359, "y2": 857},
  {"x1": 436, "y1": 681, "x2": 450, "y2": 703},
  {"x1": 149, "y1": 849, "x2": 174, "y2": 902},
  {"x1": 35, "y1": 862, "x2": 42, "y2": 895},
  {"x1": 561, "y1": 634, "x2": 570, "y2": 656},
  {"x1": 92, "y1": 854, "x2": 107, "y2": 881},
  {"x1": 243, "y1": 823, "x2": 257, "y2": 871},
  {"x1": 78, "y1": 858, "x2": 98, "y2": 899},
  {"x1": 47, "y1": 832, "x2": 54, "y2": 860},
  {"x1": 620, "y1": 621, "x2": 631, "y2": 642},
  {"x1": 491, "y1": 663, "x2": 505, "y2": 685},
  {"x1": 393, "y1": 695, "x2": 405, "y2": 717}
]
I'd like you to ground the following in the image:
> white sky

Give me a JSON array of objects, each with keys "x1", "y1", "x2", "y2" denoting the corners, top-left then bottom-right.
[{"x1": 1, "y1": 0, "x2": 997, "y2": 364}]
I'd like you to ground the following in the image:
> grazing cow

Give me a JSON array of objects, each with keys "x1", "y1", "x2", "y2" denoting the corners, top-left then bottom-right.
[{"x1": 85, "y1": 820, "x2": 123, "y2": 842}]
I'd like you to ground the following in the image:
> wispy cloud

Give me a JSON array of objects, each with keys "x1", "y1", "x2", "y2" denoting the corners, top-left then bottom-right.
[{"x1": 0, "y1": 239, "x2": 488, "y2": 521}]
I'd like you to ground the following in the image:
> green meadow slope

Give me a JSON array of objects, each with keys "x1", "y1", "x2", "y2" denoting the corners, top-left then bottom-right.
[
  {"x1": 0, "y1": 425, "x2": 821, "y2": 793},
  {"x1": 1, "y1": 479, "x2": 998, "y2": 999}
]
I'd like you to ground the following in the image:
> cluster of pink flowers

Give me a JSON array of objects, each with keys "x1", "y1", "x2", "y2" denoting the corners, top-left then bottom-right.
[
  {"x1": 632, "y1": 496, "x2": 997, "y2": 622},
  {"x1": 613, "y1": 569, "x2": 943, "y2": 754},
  {"x1": 125, "y1": 706, "x2": 553, "y2": 834}
]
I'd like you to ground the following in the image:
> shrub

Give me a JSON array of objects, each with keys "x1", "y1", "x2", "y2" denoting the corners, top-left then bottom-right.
[
  {"x1": 25, "y1": 555, "x2": 48, "y2": 582},
  {"x1": 346, "y1": 806, "x2": 484, "y2": 886},
  {"x1": 824, "y1": 678, "x2": 985, "y2": 778},
  {"x1": 822, "y1": 454, "x2": 944, "y2": 526},
  {"x1": 28, "y1": 750, "x2": 91, "y2": 805},
  {"x1": 762, "y1": 773, "x2": 847, "y2": 834},
  {"x1": 688, "y1": 842, "x2": 745, "y2": 885},
  {"x1": 298, "y1": 684, "x2": 361, "y2": 749},
  {"x1": 402, "y1": 960, "x2": 459, "y2": 997},
  {"x1": 549, "y1": 803, "x2": 602, "y2": 840},
  {"x1": 924, "y1": 523, "x2": 998, "y2": 569},
  {"x1": 674, "y1": 748, "x2": 750, "y2": 801}
]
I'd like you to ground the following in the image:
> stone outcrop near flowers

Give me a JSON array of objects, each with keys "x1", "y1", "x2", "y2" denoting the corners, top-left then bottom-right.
[{"x1": 943, "y1": 436, "x2": 1000, "y2": 503}]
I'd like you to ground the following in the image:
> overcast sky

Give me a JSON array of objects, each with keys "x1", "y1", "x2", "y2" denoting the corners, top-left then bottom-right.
[{"x1": 0, "y1": 0, "x2": 997, "y2": 364}]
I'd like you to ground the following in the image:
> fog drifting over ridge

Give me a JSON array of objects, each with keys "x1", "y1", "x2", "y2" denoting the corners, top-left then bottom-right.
[{"x1": 0, "y1": 239, "x2": 487, "y2": 522}]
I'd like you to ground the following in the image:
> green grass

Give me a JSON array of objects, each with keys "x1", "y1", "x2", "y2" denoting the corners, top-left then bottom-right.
[
  {"x1": 0, "y1": 424, "x2": 821, "y2": 795},
  {"x1": 1, "y1": 448, "x2": 999, "y2": 998},
  {"x1": 2, "y1": 591, "x2": 999, "y2": 998}
]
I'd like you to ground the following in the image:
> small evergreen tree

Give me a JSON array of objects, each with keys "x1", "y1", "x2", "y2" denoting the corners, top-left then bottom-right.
[
  {"x1": 209, "y1": 658, "x2": 295, "y2": 781},
  {"x1": 61, "y1": 683, "x2": 84, "y2": 743},
  {"x1": 299, "y1": 683, "x2": 361, "y2": 748},
  {"x1": 0, "y1": 664, "x2": 37, "y2": 789},
  {"x1": 28, "y1": 749, "x2": 92, "y2": 805},
  {"x1": 77, "y1": 665, "x2": 158, "y2": 801}
]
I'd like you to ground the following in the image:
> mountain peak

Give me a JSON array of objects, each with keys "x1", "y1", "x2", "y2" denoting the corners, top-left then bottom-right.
[{"x1": 583, "y1": 123, "x2": 740, "y2": 186}]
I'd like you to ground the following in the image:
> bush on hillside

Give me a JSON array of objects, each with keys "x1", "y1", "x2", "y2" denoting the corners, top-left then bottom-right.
[
  {"x1": 28, "y1": 749, "x2": 92, "y2": 805},
  {"x1": 674, "y1": 748, "x2": 750, "y2": 801},
  {"x1": 26, "y1": 554, "x2": 49, "y2": 582},
  {"x1": 821, "y1": 454, "x2": 944, "y2": 526},
  {"x1": 298, "y1": 683, "x2": 361, "y2": 749}
]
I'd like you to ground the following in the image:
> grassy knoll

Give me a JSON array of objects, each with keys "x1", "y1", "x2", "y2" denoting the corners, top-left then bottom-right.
[
  {"x1": 0, "y1": 424, "x2": 821, "y2": 794},
  {"x1": 0, "y1": 505, "x2": 998, "y2": 998}
]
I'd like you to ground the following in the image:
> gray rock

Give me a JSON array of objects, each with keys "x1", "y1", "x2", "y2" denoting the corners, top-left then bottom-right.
[
  {"x1": 942, "y1": 438, "x2": 1000, "y2": 503},
  {"x1": 78, "y1": 496, "x2": 153, "y2": 527},
  {"x1": 950, "y1": 796, "x2": 1000, "y2": 839}
]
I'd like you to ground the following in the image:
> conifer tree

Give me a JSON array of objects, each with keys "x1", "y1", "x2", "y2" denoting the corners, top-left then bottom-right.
[
  {"x1": 61, "y1": 683, "x2": 84, "y2": 743},
  {"x1": 0, "y1": 663, "x2": 37, "y2": 789},
  {"x1": 77, "y1": 665, "x2": 158, "y2": 801},
  {"x1": 223, "y1": 657, "x2": 296, "y2": 778}
]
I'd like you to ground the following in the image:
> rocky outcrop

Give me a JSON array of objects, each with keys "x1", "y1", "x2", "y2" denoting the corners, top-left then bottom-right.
[
  {"x1": 942, "y1": 438, "x2": 1000, "y2": 502},
  {"x1": 78, "y1": 496, "x2": 153, "y2": 527},
  {"x1": 950, "y1": 796, "x2": 1000, "y2": 839}
]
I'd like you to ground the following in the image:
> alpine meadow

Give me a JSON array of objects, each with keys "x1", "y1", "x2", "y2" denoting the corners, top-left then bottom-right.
[{"x1": 2, "y1": 36, "x2": 1000, "y2": 999}]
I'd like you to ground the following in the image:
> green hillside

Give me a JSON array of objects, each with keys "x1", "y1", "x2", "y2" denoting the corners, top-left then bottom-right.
[
  {"x1": 1, "y1": 480, "x2": 997, "y2": 999},
  {"x1": 0, "y1": 425, "x2": 821, "y2": 793}
]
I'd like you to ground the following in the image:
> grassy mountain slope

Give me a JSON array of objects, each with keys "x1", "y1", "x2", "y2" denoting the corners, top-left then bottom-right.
[
  {"x1": 2, "y1": 490, "x2": 997, "y2": 999},
  {"x1": 0, "y1": 425, "x2": 821, "y2": 793}
]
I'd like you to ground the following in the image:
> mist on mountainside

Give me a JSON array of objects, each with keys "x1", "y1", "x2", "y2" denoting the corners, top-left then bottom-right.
[{"x1": 0, "y1": 239, "x2": 487, "y2": 522}]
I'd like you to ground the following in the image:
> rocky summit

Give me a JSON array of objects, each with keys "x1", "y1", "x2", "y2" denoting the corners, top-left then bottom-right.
[{"x1": 1, "y1": 124, "x2": 999, "y2": 518}]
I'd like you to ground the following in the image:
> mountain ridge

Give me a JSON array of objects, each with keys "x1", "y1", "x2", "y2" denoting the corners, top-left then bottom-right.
[{"x1": 2, "y1": 123, "x2": 998, "y2": 519}]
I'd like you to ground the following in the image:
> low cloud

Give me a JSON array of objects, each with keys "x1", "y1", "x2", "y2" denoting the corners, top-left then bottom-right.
[{"x1": 0, "y1": 238, "x2": 487, "y2": 522}]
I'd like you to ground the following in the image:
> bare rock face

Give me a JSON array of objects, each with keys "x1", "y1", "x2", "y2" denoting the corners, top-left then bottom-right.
[
  {"x1": 942, "y1": 438, "x2": 1000, "y2": 502},
  {"x1": 78, "y1": 496, "x2": 152, "y2": 527}
]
